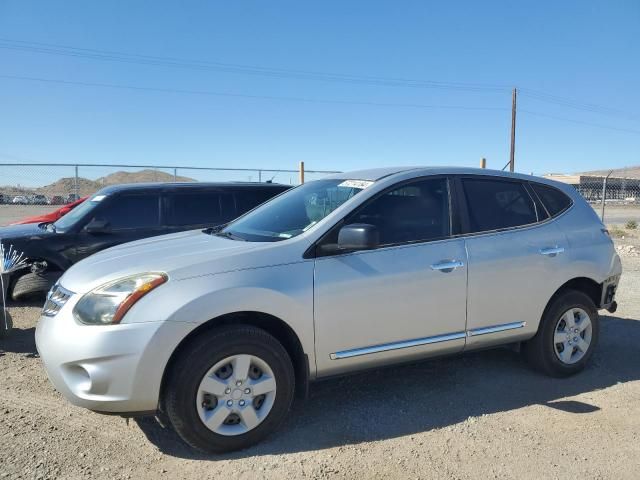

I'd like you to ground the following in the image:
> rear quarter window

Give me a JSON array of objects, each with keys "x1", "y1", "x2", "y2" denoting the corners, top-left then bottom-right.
[{"x1": 531, "y1": 183, "x2": 572, "y2": 217}]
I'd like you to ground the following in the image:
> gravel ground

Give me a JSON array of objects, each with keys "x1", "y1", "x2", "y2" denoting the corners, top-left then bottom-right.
[{"x1": 1, "y1": 238, "x2": 639, "y2": 480}]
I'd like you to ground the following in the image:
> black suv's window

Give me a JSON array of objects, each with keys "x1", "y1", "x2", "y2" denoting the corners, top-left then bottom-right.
[
  {"x1": 234, "y1": 189, "x2": 280, "y2": 216},
  {"x1": 462, "y1": 178, "x2": 537, "y2": 233},
  {"x1": 531, "y1": 183, "x2": 572, "y2": 217},
  {"x1": 167, "y1": 191, "x2": 234, "y2": 226},
  {"x1": 346, "y1": 177, "x2": 450, "y2": 245},
  {"x1": 95, "y1": 194, "x2": 160, "y2": 230}
]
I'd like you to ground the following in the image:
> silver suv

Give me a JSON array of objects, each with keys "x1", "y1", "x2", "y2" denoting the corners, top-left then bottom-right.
[{"x1": 36, "y1": 167, "x2": 621, "y2": 453}]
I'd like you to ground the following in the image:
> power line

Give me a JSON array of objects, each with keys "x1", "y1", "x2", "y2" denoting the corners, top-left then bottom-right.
[
  {"x1": 2, "y1": 73, "x2": 638, "y2": 137},
  {"x1": 519, "y1": 109, "x2": 640, "y2": 135},
  {"x1": 0, "y1": 38, "x2": 508, "y2": 93},
  {"x1": 1, "y1": 38, "x2": 635, "y2": 122},
  {"x1": 0, "y1": 74, "x2": 509, "y2": 112},
  {"x1": 519, "y1": 89, "x2": 640, "y2": 122}
]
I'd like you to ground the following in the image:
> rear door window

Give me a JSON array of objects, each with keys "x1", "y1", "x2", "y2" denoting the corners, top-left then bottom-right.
[
  {"x1": 461, "y1": 178, "x2": 538, "y2": 233},
  {"x1": 531, "y1": 183, "x2": 572, "y2": 217},
  {"x1": 167, "y1": 191, "x2": 234, "y2": 226},
  {"x1": 95, "y1": 194, "x2": 160, "y2": 230}
]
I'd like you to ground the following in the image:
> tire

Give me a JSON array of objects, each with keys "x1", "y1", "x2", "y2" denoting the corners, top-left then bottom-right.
[
  {"x1": 164, "y1": 324, "x2": 295, "y2": 453},
  {"x1": 523, "y1": 290, "x2": 599, "y2": 377},
  {"x1": 11, "y1": 272, "x2": 60, "y2": 301},
  {"x1": 0, "y1": 310, "x2": 12, "y2": 338}
]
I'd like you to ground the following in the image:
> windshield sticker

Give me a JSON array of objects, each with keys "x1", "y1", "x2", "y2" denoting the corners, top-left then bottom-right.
[
  {"x1": 337, "y1": 180, "x2": 374, "y2": 189},
  {"x1": 92, "y1": 195, "x2": 106, "y2": 202}
]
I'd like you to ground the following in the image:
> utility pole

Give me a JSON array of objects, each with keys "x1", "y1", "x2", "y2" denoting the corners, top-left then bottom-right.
[{"x1": 509, "y1": 88, "x2": 517, "y2": 172}]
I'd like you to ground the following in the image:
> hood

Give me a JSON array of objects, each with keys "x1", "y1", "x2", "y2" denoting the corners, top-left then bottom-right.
[
  {"x1": 0, "y1": 223, "x2": 53, "y2": 243},
  {"x1": 59, "y1": 229, "x2": 305, "y2": 294}
]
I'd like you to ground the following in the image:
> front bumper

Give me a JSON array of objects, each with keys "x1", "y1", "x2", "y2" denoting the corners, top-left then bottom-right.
[{"x1": 35, "y1": 302, "x2": 193, "y2": 414}]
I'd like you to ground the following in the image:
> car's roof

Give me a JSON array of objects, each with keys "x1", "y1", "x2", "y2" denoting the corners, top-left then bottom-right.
[
  {"x1": 322, "y1": 167, "x2": 421, "y2": 181},
  {"x1": 323, "y1": 166, "x2": 547, "y2": 182},
  {"x1": 95, "y1": 181, "x2": 290, "y2": 195}
]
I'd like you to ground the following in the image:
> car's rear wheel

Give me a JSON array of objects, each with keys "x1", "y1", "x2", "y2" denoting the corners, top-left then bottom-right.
[
  {"x1": 523, "y1": 290, "x2": 599, "y2": 377},
  {"x1": 164, "y1": 325, "x2": 295, "y2": 453}
]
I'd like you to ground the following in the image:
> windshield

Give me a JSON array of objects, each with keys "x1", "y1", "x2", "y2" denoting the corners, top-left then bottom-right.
[
  {"x1": 53, "y1": 194, "x2": 105, "y2": 231},
  {"x1": 221, "y1": 179, "x2": 372, "y2": 242}
]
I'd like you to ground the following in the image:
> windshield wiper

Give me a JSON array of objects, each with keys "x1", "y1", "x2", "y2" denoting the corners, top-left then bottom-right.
[{"x1": 204, "y1": 228, "x2": 246, "y2": 241}]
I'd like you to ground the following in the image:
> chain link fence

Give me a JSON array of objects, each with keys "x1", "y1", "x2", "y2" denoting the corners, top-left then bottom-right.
[
  {"x1": 542, "y1": 169, "x2": 640, "y2": 225},
  {"x1": 2, "y1": 162, "x2": 638, "y2": 227},
  {"x1": 0, "y1": 163, "x2": 339, "y2": 225}
]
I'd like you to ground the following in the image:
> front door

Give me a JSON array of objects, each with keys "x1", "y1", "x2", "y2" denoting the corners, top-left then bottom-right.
[
  {"x1": 313, "y1": 177, "x2": 468, "y2": 376},
  {"x1": 74, "y1": 193, "x2": 163, "y2": 261}
]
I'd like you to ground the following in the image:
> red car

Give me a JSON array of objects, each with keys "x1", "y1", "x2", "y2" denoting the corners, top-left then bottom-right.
[{"x1": 11, "y1": 197, "x2": 87, "y2": 225}]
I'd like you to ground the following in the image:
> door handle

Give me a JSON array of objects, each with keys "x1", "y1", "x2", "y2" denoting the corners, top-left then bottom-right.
[
  {"x1": 430, "y1": 260, "x2": 464, "y2": 272},
  {"x1": 539, "y1": 246, "x2": 565, "y2": 256}
]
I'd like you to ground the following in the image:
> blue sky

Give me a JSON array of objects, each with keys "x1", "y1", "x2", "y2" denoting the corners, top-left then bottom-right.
[{"x1": 1, "y1": 1, "x2": 639, "y2": 177}]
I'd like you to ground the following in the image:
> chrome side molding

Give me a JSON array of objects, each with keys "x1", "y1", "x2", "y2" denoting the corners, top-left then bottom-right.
[
  {"x1": 329, "y1": 331, "x2": 466, "y2": 360},
  {"x1": 330, "y1": 321, "x2": 527, "y2": 360},
  {"x1": 466, "y1": 321, "x2": 526, "y2": 337}
]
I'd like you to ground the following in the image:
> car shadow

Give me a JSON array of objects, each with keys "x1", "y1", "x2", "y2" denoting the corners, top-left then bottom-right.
[
  {"x1": 0, "y1": 299, "x2": 43, "y2": 357},
  {"x1": 135, "y1": 314, "x2": 640, "y2": 460},
  {"x1": 0, "y1": 326, "x2": 38, "y2": 357}
]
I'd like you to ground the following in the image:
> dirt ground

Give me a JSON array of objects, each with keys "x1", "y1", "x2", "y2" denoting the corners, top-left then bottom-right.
[{"x1": 1, "y1": 239, "x2": 639, "y2": 479}]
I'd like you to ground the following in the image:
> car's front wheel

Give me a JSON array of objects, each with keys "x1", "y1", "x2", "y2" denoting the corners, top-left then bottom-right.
[
  {"x1": 11, "y1": 272, "x2": 60, "y2": 301},
  {"x1": 164, "y1": 325, "x2": 295, "y2": 453},
  {"x1": 523, "y1": 290, "x2": 599, "y2": 377}
]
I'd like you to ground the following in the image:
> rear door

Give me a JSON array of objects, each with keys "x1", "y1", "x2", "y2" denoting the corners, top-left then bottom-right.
[
  {"x1": 458, "y1": 176, "x2": 570, "y2": 348},
  {"x1": 74, "y1": 192, "x2": 163, "y2": 260}
]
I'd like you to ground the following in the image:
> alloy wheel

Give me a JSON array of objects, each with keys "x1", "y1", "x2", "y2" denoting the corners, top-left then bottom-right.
[
  {"x1": 195, "y1": 354, "x2": 277, "y2": 436},
  {"x1": 553, "y1": 307, "x2": 593, "y2": 365}
]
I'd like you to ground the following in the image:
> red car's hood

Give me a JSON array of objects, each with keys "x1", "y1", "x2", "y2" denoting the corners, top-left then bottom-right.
[
  {"x1": 10, "y1": 198, "x2": 87, "y2": 225},
  {"x1": 11, "y1": 211, "x2": 66, "y2": 225}
]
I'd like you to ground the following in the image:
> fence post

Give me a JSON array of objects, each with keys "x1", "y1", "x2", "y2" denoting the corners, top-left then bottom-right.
[
  {"x1": 258, "y1": 170, "x2": 262, "y2": 182},
  {"x1": 173, "y1": 168, "x2": 177, "y2": 182},
  {"x1": 74, "y1": 165, "x2": 79, "y2": 198},
  {"x1": 299, "y1": 161, "x2": 305, "y2": 184},
  {"x1": 601, "y1": 170, "x2": 613, "y2": 222}
]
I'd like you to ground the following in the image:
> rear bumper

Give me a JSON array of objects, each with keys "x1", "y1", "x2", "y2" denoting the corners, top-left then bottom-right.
[{"x1": 600, "y1": 254, "x2": 622, "y2": 311}]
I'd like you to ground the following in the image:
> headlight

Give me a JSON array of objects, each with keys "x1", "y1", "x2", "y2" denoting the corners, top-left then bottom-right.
[{"x1": 73, "y1": 273, "x2": 167, "y2": 325}]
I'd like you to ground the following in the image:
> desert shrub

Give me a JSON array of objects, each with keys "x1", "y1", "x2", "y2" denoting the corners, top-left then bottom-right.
[{"x1": 609, "y1": 225, "x2": 626, "y2": 238}]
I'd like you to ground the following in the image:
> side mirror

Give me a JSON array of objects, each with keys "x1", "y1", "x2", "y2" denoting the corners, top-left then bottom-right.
[
  {"x1": 337, "y1": 223, "x2": 379, "y2": 251},
  {"x1": 84, "y1": 219, "x2": 110, "y2": 234}
]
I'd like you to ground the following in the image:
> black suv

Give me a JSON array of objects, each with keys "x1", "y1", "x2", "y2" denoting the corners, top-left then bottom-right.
[{"x1": 0, "y1": 182, "x2": 290, "y2": 300}]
